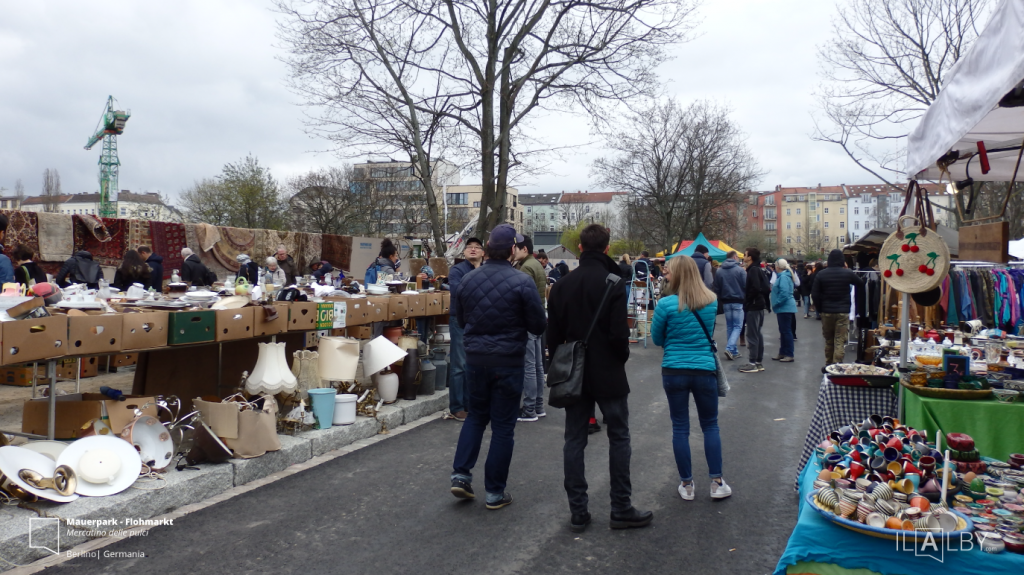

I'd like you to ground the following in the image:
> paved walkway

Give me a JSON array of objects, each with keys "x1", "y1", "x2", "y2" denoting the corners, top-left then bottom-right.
[{"x1": 38, "y1": 314, "x2": 834, "y2": 574}]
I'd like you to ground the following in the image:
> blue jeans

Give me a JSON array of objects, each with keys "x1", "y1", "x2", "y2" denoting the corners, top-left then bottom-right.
[
  {"x1": 723, "y1": 303, "x2": 744, "y2": 356},
  {"x1": 451, "y1": 364, "x2": 524, "y2": 498},
  {"x1": 802, "y1": 295, "x2": 811, "y2": 314},
  {"x1": 777, "y1": 312, "x2": 795, "y2": 358},
  {"x1": 662, "y1": 374, "x2": 722, "y2": 482},
  {"x1": 521, "y1": 333, "x2": 545, "y2": 416},
  {"x1": 448, "y1": 318, "x2": 468, "y2": 413}
]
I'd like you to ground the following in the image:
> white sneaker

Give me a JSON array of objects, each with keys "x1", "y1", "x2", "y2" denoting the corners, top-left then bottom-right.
[
  {"x1": 678, "y1": 482, "x2": 695, "y2": 501},
  {"x1": 710, "y1": 478, "x2": 732, "y2": 499}
]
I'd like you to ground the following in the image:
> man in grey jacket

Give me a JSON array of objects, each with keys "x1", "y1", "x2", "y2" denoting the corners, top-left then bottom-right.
[
  {"x1": 691, "y1": 245, "x2": 714, "y2": 288},
  {"x1": 713, "y1": 250, "x2": 747, "y2": 360}
]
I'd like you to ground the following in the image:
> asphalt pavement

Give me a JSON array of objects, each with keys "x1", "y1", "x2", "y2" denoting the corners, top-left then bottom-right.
[{"x1": 44, "y1": 312, "x2": 835, "y2": 575}]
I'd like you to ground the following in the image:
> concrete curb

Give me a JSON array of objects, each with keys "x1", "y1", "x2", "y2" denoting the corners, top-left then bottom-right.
[{"x1": 0, "y1": 391, "x2": 448, "y2": 568}]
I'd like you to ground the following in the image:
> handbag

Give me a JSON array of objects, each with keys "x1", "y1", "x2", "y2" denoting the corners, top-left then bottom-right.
[
  {"x1": 547, "y1": 272, "x2": 622, "y2": 408},
  {"x1": 878, "y1": 182, "x2": 949, "y2": 294},
  {"x1": 692, "y1": 308, "x2": 730, "y2": 398}
]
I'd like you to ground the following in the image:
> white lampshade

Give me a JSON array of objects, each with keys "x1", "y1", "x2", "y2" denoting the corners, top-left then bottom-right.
[
  {"x1": 246, "y1": 342, "x2": 297, "y2": 395},
  {"x1": 318, "y1": 337, "x2": 360, "y2": 381},
  {"x1": 362, "y1": 336, "x2": 407, "y2": 375}
]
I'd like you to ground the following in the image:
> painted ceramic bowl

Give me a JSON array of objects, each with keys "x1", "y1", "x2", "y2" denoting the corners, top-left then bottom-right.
[
  {"x1": 1004, "y1": 534, "x2": 1024, "y2": 554},
  {"x1": 978, "y1": 532, "x2": 1005, "y2": 554}
]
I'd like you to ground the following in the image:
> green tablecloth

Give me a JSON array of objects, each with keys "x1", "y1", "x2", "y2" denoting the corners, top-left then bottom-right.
[{"x1": 903, "y1": 391, "x2": 1024, "y2": 461}]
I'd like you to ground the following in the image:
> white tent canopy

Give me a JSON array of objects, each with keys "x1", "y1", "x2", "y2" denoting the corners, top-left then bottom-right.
[{"x1": 906, "y1": 0, "x2": 1024, "y2": 182}]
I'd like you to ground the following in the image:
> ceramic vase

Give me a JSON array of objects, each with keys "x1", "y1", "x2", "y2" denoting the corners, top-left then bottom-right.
[
  {"x1": 400, "y1": 348, "x2": 419, "y2": 401},
  {"x1": 376, "y1": 371, "x2": 399, "y2": 403}
]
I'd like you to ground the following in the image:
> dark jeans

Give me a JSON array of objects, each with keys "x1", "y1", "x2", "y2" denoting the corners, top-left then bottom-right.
[
  {"x1": 451, "y1": 364, "x2": 524, "y2": 496},
  {"x1": 563, "y1": 395, "x2": 632, "y2": 515},
  {"x1": 447, "y1": 318, "x2": 468, "y2": 413},
  {"x1": 777, "y1": 312, "x2": 795, "y2": 357},
  {"x1": 662, "y1": 373, "x2": 722, "y2": 481},
  {"x1": 745, "y1": 310, "x2": 764, "y2": 363}
]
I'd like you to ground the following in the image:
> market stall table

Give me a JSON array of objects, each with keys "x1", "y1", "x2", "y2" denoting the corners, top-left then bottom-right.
[
  {"x1": 775, "y1": 460, "x2": 1024, "y2": 575},
  {"x1": 903, "y1": 392, "x2": 1024, "y2": 461},
  {"x1": 796, "y1": 376, "x2": 898, "y2": 489}
]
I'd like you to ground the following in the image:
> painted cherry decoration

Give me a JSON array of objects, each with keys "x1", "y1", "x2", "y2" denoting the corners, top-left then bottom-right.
[
  {"x1": 926, "y1": 269, "x2": 934, "y2": 276},
  {"x1": 918, "y1": 265, "x2": 928, "y2": 273},
  {"x1": 901, "y1": 244, "x2": 910, "y2": 252},
  {"x1": 884, "y1": 270, "x2": 892, "y2": 278},
  {"x1": 896, "y1": 269, "x2": 904, "y2": 276},
  {"x1": 910, "y1": 245, "x2": 920, "y2": 253}
]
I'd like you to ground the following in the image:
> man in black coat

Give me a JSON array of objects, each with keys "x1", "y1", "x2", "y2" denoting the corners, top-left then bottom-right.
[
  {"x1": 180, "y1": 248, "x2": 214, "y2": 287},
  {"x1": 547, "y1": 224, "x2": 652, "y2": 533},
  {"x1": 55, "y1": 251, "x2": 101, "y2": 289},
  {"x1": 738, "y1": 247, "x2": 770, "y2": 373},
  {"x1": 137, "y1": 246, "x2": 163, "y2": 292},
  {"x1": 811, "y1": 249, "x2": 865, "y2": 367}
]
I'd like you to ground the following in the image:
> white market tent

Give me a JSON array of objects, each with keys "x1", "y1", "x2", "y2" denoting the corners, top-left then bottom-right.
[{"x1": 906, "y1": 0, "x2": 1024, "y2": 182}]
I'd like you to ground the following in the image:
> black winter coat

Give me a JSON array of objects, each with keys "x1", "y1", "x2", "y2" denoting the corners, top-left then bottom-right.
[
  {"x1": 145, "y1": 254, "x2": 164, "y2": 292},
  {"x1": 811, "y1": 250, "x2": 866, "y2": 315},
  {"x1": 181, "y1": 254, "x2": 213, "y2": 287},
  {"x1": 743, "y1": 260, "x2": 770, "y2": 312},
  {"x1": 547, "y1": 251, "x2": 630, "y2": 399},
  {"x1": 56, "y1": 251, "x2": 101, "y2": 289},
  {"x1": 15, "y1": 261, "x2": 48, "y2": 286},
  {"x1": 112, "y1": 266, "x2": 151, "y2": 291},
  {"x1": 456, "y1": 259, "x2": 546, "y2": 367}
]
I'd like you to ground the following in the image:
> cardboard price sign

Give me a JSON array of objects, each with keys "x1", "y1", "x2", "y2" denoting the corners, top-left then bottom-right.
[{"x1": 316, "y1": 302, "x2": 347, "y2": 330}]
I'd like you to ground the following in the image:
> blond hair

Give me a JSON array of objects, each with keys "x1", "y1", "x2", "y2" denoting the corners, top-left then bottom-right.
[
  {"x1": 668, "y1": 255, "x2": 717, "y2": 312},
  {"x1": 775, "y1": 258, "x2": 790, "y2": 272},
  {"x1": 621, "y1": 254, "x2": 631, "y2": 265}
]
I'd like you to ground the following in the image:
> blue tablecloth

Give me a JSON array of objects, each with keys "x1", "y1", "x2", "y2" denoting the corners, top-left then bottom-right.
[{"x1": 774, "y1": 460, "x2": 1024, "y2": 575}]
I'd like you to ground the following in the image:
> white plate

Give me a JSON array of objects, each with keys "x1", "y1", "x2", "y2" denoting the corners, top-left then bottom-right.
[
  {"x1": 21, "y1": 441, "x2": 70, "y2": 462},
  {"x1": 211, "y1": 296, "x2": 249, "y2": 310},
  {"x1": 56, "y1": 436, "x2": 141, "y2": 497},
  {"x1": 0, "y1": 446, "x2": 79, "y2": 502},
  {"x1": 185, "y1": 291, "x2": 218, "y2": 299}
]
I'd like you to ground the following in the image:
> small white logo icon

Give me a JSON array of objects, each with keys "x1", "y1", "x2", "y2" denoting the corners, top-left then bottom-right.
[{"x1": 28, "y1": 518, "x2": 60, "y2": 555}]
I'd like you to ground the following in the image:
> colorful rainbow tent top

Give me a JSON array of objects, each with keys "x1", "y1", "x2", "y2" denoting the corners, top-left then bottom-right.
[{"x1": 661, "y1": 233, "x2": 734, "y2": 262}]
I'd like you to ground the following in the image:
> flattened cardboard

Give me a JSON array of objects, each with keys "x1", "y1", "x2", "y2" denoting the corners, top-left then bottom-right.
[
  {"x1": 167, "y1": 310, "x2": 216, "y2": 345},
  {"x1": 67, "y1": 313, "x2": 123, "y2": 355},
  {"x1": 22, "y1": 394, "x2": 157, "y2": 439},
  {"x1": 425, "y1": 293, "x2": 443, "y2": 316},
  {"x1": 121, "y1": 311, "x2": 169, "y2": 350},
  {"x1": 253, "y1": 304, "x2": 288, "y2": 336},
  {"x1": 406, "y1": 294, "x2": 426, "y2": 317},
  {"x1": 193, "y1": 397, "x2": 240, "y2": 439},
  {"x1": 215, "y1": 307, "x2": 255, "y2": 342},
  {"x1": 2, "y1": 315, "x2": 67, "y2": 366},
  {"x1": 288, "y1": 302, "x2": 318, "y2": 331},
  {"x1": 387, "y1": 295, "x2": 408, "y2": 320}
]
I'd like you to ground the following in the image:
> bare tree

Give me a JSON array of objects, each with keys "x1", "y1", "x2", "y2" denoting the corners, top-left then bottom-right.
[
  {"x1": 558, "y1": 199, "x2": 591, "y2": 229},
  {"x1": 13, "y1": 179, "x2": 25, "y2": 208},
  {"x1": 178, "y1": 178, "x2": 233, "y2": 226},
  {"x1": 288, "y1": 166, "x2": 364, "y2": 234},
  {"x1": 276, "y1": 0, "x2": 700, "y2": 244},
  {"x1": 41, "y1": 168, "x2": 63, "y2": 212},
  {"x1": 813, "y1": 0, "x2": 990, "y2": 183},
  {"x1": 593, "y1": 99, "x2": 763, "y2": 253}
]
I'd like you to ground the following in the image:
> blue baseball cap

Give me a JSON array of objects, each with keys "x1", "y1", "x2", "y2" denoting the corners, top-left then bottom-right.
[{"x1": 488, "y1": 223, "x2": 524, "y2": 250}]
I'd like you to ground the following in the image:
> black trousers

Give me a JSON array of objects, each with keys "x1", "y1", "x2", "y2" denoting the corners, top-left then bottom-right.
[{"x1": 563, "y1": 395, "x2": 632, "y2": 515}]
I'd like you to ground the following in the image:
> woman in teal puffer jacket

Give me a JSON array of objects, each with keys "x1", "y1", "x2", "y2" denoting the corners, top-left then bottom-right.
[
  {"x1": 652, "y1": 255, "x2": 731, "y2": 502},
  {"x1": 770, "y1": 259, "x2": 797, "y2": 362}
]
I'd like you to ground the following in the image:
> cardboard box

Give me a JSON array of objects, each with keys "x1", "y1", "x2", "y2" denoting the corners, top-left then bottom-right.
[
  {"x1": 121, "y1": 311, "x2": 169, "y2": 350},
  {"x1": 387, "y1": 295, "x2": 408, "y2": 320},
  {"x1": 345, "y1": 325, "x2": 374, "y2": 339},
  {"x1": 288, "y1": 302, "x2": 318, "y2": 331},
  {"x1": 425, "y1": 293, "x2": 443, "y2": 316},
  {"x1": 350, "y1": 237, "x2": 385, "y2": 283},
  {"x1": 2, "y1": 315, "x2": 68, "y2": 366},
  {"x1": 365, "y1": 297, "x2": 390, "y2": 323},
  {"x1": 22, "y1": 393, "x2": 157, "y2": 439},
  {"x1": 441, "y1": 292, "x2": 451, "y2": 314},
  {"x1": 56, "y1": 356, "x2": 100, "y2": 379},
  {"x1": 167, "y1": 310, "x2": 216, "y2": 345},
  {"x1": 345, "y1": 299, "x2": 372, "y2": 326},
  {"x1": 109, "y1": 353, "x2": 138, "y2": 367},
  {"x1": 66, "y1": 313, "x2": 123, "y2": 356},
  {"x1": 316, "y1": 302, "x2": 339, "y2": 330},
  {"x1": 253, "y1": 304, "x2": 289, "y2": 336},
  {"x1": 215, "y1": 307, "x2": 255, "y2": 342},
  {"x1": 406, "y1": 294, "x2": 426, "y2": 317},
  {"x1": 1, "y1": 365, "x2": 36, "y2": 387}
]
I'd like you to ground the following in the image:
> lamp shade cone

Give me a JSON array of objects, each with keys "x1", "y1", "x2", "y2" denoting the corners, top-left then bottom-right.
[
  {"x1": 317, "y1": 337, "x2": 360, "y2": 381},
  {"x1": 246, "y1": 342, "x2": 297, "y2": 395},
  {"x1": 363, "y1": 336, "x2": 407, "y2": 375}
]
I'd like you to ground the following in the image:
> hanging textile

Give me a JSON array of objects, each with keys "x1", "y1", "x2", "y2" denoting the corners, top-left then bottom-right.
[
  {"x1": 37, "y1": 212, "x2": 74, "y2": 262},
  {"x1": 0, "y1": 210, "x2": 39, "y2": 261},
  {"x1": 74, "y1": 215, "x2": 127, "y2": 267},
  {"x1": 149, "y1": 221, "x2": 188, "y2": 278}
]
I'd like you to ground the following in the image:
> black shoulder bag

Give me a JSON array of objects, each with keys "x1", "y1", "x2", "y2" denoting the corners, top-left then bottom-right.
[{"x1": 547, "y1": 273, "x2": 621, "y2": 408}]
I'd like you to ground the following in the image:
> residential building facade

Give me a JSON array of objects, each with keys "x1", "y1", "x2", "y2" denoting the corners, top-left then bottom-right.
[
  {"x1": 557, "y1": 191, "x2": 628, "y2": 234},
  {"x1": 443, "y1": 184, "x2": 523, "y2": 233},
  {"x1": 521, "y1": 192, "x2": 562, "y2": 234},
  {"x1": 20, "y1": 191, "x2": 180, "y2": 221}
]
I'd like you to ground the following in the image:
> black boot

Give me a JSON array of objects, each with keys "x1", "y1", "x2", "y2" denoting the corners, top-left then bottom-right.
[
  {"x1": 610, "y1": 507, "x2": 653, "y2": 529},
  {"x1": 570, "y1": 511, "x2": 592, "y2": 533}
]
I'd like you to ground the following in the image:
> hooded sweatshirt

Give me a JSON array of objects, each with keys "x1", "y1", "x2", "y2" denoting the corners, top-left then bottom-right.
[
  {"x1": 811, "y1": 249, "x2": 865, "y2": 316},
  {"x1": 56, "y1": 251, "x2": 101, "y2": 288},
  {"x1": 145, "y1": 253, "x2": 165, "y2": 291},
  {"x1": 713, "y1": 258, "x2": 746, "y2": 304},
  {"x1": 312, "y1": 261, "x2": 334, "y2": 281}
]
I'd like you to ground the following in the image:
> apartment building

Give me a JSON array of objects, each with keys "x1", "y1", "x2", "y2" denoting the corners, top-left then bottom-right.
[
  {"x1": 20, "y1": 191, "x2": 180, "y2": 221},
  {"x1": 521, "y1": 192, "x2": 562, "y2": 234},
  {"x1": 741, "y1": 189, "x2": 781, "y2": 253},
  {"x1": 443, "y1": 184, "x2": 523, "y2": 232},
  {"x1": 557, "y1": 191, "x2": 628, "y2": 232}
]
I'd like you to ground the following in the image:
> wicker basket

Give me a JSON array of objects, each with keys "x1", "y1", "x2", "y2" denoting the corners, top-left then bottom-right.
[{"x1": 878, "y1": 215, "x2": 950, "y2": 294}]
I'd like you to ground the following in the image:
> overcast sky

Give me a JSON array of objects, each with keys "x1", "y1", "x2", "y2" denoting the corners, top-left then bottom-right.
[{"x1": 1, "y1": 1, "x2": 889, "y2": 203}]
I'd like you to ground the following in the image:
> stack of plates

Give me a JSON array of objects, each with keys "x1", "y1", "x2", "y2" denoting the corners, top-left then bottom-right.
[{"x1": 183, "y1": 291, "x2": 218, "y2": 304}]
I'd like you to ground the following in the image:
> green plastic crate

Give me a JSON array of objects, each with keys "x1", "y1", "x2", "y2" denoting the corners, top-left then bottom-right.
[{"x1": 167, "y1": 311, "x2": 216, "y2": 345}]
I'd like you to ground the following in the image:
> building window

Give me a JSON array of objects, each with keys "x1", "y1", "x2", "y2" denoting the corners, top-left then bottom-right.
[
  {"x1": 764, "y1": 222, "x2": 776, "y2": 231},
  {"x1": 824, "y1": 221, "x2": 829, "y2": 228},
  {"x1": 765, "y1": 196, "x2": 775, "y2": 206},
  {"x1": 810, "y1": 201, "x2": 817, "y2": 209},
  {"x1": 854, "y1": 221, "x2": 860, "y2": 229},
  {"x1": 825, "y1": 235, "x2": 830, "y2": 242},
  {"x1": 839, "y1": 221, "x2": 845, "y2": 228},
  {"x1": 823, "y1": 207, "x2": 829, "y2": 214},
  {"x1": 473, "y1": 201, "x2": 480, "y2": 208},
  {"x1": 797, "y1": 195, "x2": 805, "y2": 201},
  {"x1": 796, "y1": 222, "x2": 802, "y2": 229},
  {"x1": 854, "y1": 207, "x2": 859, "y2": 215},
  {"x1": 446, "y1": 193, "x2": 468, "y2": 206},
  {"x1": 786, "y1": 208, "x2": 791, "y2": 216},
  {"x1": 786, "y1": 236, "x2": 792, "y2": 244},
  {"x1": 796, "y1": 208, "x2": 801, "y2": 215},
  {"x1": 796, "y1": 235, "x2": 802, "y2": 243},
  {"x1": 527, "y1": 206, "x2": 532, "y2": 213},
  {"x1": 120, "y1": 208, "x2": 127, "y2": 216},
  {"x1": 816, "y1": 215, "x2": 821, "y2": 222},
  {"x1": 752, "y1": 209, "x2": 757, "y2": 218},
  {"x1": 786, "y1": 222, "x2": 791, "y2": 229},
  {"x1": 839, "y1": 207, "x2": 845, "y2": 214},
  {"x1": 549, "y1": 226, "x2": 554, "y2": 231}
]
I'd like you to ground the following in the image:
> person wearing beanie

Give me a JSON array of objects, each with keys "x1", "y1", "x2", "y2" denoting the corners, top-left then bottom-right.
[{"x1": 811, "y1": 249, "x2": 865, "y2": 369}]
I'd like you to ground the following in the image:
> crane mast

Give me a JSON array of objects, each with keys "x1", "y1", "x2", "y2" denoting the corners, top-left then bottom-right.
[{"x1": 84, "y1": 96, "x2": 130, "y2": 218}]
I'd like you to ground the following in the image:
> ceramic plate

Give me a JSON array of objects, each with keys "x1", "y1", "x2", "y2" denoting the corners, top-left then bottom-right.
[
  {"x1": 56, "y1": 436, "x2": 142, "y2": 497},
  {"x1": 807, "y1": 489, "x2": 972, "y2": 541},
  {"x1": 211, "y1": 296, "x2": 250, "y2": 310},
  {"x1": 0, "y1": 446, "x2": 79, "y2": 502},
  {"x1": 21, "y1": 440, "x2": 70, "y2": 462}
]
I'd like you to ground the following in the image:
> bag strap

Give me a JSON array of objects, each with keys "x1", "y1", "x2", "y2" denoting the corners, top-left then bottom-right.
[
  {"x1": 692, "y1": 308, "x2": 715, "y2": 351},
  {"x1": 583, "y1": 273, "x2": 622, "y2": 346}
]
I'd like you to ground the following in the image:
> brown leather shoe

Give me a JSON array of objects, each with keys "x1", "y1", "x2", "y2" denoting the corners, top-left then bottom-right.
[{"x1": 454, "y1": 411, "x2": 468, "y2": 422}]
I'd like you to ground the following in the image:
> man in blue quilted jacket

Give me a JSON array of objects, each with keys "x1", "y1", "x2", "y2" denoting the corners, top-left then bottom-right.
[{"x1": 450, "y1": 224, "x2": 547, "y2": 510}]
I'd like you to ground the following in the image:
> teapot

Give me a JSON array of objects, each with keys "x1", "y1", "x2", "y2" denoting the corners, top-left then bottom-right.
[{"x1": 235, "y1": 277, "x2": 251, "y2": 296}]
